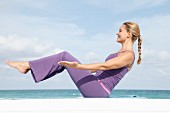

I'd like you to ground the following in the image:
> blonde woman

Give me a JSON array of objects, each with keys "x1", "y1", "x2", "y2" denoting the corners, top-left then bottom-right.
[{"x1": 6, "y1": 22, "x2": 142, "y2": 98}]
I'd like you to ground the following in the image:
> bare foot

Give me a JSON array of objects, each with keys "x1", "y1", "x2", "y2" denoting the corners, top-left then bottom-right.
[{"x1": 5, "y1": 60, "x2": 30, "y2": 74}]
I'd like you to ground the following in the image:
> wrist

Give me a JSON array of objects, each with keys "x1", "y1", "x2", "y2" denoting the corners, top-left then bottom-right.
[{"x1": 76, "y1": 63, "x2": 81, "y2": 68}]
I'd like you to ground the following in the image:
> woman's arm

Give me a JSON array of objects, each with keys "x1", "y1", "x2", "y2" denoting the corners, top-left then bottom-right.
[
  {"x1": 58, "y1": 51, "x2": 134, "y2": 71},
  {"x1": 76, "y1": 63, "x2": 107, "y2": 71},
  {"x1": 58, "y1": 61, "x2": 106, "y2": 70}
]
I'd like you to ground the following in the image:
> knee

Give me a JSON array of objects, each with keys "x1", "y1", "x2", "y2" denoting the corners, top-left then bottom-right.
[
  {"x1": 59, "y1": 51, "x2": 71, "y2": 60},
  {"x1": 61, "y1": 51, "x2": 70, "y2": 56},
  {"x1": 62, "y1": 51, "x2": 70, "y2": 54}
]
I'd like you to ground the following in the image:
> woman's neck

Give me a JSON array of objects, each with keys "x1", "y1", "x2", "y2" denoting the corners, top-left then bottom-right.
[{"x1": 119, "y1": 40, "x2": 134, "y2": 52}]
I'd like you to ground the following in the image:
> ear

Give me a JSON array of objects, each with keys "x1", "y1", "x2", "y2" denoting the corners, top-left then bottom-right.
[{"x1": 128, "y1": 32, "x2": 132, "y2": 38}]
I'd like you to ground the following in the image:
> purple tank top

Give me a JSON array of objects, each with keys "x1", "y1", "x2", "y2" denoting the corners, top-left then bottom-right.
[{"x1": 95, "y1": 51, "x2": 134, "y2": 92}]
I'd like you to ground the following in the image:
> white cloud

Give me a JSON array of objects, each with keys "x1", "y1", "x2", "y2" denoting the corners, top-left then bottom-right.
[
  {"x1": 0, "y1": 0, "x2": 50, "y2": 12},
  {"x1": 84, "y1": 0, "x2": 168, "y2": 13},
  {"x1": 84, "y1": 52, "x2": 102, "y2": 63},
  {"x1": 142, "y1": 48, "x2": 170, "y2": 76},
  {"x1": 0, "y1": 35, "x2": 55, "y2": 58},
  {"x1": 142, "y1": 48, "x2": 170, "y2": 60},
  {"x1": 0, "y1": 14, "x2": 85, "y2": 39}
]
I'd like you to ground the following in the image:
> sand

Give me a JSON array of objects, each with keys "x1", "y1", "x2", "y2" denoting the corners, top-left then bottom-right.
[{"x1": 0, "y1": 98, "x2": 170, "y2": 113}]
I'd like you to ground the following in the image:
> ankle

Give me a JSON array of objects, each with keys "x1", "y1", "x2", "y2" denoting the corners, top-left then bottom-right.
[{"x1": 21, "y1": 62, "x2": 30, "y2": 69}]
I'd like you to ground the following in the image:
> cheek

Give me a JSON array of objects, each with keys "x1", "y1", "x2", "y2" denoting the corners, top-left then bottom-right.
[
  {"x1": 121, "y1": 33, "x2": 127, "y2": 38},
  {"x1": 118, "y1": 33, "x2": 125, "y2": 38}
]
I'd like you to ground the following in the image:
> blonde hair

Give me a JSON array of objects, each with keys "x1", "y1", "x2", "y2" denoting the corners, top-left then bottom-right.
[{"x1": 123, "y1": 22, "x2": 142, "y2": 64}]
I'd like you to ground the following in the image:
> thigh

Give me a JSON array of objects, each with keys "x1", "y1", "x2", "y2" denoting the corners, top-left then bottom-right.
[
  {"x1": 67, "y1": 67, "x2": 109, "y2": 97},
  {"x1": 63, "y1": 52, "x2": 109, "y2": 97}
]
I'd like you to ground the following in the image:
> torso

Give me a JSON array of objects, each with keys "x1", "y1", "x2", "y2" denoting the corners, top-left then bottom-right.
[{"x1": 95, "y1": 51, "x2": 135, "y2": 92}]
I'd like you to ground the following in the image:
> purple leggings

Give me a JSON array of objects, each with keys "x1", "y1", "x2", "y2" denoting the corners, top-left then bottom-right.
[{"x1": 29, "y1": 51, "x2": 109, "y2": 98}]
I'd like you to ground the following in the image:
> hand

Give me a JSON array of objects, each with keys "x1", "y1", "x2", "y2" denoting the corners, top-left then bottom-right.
[{"x1": 58, "y1": 61, "x2": 79, "y2": 68}]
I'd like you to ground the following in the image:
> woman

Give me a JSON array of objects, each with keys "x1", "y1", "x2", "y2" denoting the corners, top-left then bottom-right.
[{"x1": 6, "y1": 22, "x2": 142, "y2": 98}]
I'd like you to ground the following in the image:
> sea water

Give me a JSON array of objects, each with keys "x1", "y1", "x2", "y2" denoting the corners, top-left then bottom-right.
[{"x1": 0, "y1": 89, "x2": 170, "y2": 99}]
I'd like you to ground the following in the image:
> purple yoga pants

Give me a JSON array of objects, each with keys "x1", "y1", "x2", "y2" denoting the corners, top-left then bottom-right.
[{"x1": 29, "y1": 51, "x2": 110, "y2": 98}]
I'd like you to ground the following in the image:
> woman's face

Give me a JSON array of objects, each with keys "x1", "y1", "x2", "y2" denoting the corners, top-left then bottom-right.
[{"x1": 116, "y1": 25, "x2": 129, "y2": 43}]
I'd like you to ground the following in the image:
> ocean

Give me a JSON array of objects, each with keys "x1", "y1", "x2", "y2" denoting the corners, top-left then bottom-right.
[{"x1": 0, "y1": 89, "x2": 170, "y2": 99}]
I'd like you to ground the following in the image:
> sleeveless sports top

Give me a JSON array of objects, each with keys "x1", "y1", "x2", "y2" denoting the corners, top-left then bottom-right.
[{"x1": 95, "y1": 50, "x2": 135, "y2": 93}]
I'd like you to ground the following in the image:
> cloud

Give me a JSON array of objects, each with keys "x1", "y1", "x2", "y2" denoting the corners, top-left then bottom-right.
[
  {"x1": 83, "y1": 52, "x2": 103, "y2": 63},
  {"x1": 0, "y1": 14, "x2": 85, "y2": 39},
  {"x1": 0, "y1": 0, "x2": 50, "y2": 12},
  {"x1": 0, "y1": 34, "x2": 66, "y2": 72},
  {"x1": 141, "y1": 48, "x2": 170, "y2": 76},
  {"x1": 0, "y1": 35, "x2": 56, "y2": 58},
  {"x1": 84, "y1": 0, "x2": 168, "y2": 13},
  {"x1": 143, "y1": 48, "x2": 170, "y2": 60}
]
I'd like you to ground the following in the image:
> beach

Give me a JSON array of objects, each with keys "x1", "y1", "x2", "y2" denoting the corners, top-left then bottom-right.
[{"x1": 0, "y1": 98, "x2": 170, "y2": 113}]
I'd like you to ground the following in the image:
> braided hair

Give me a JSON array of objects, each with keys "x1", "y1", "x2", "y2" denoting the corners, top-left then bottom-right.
[{"x1": 123, "y1": 22, "x2": 142, "y2": 64}]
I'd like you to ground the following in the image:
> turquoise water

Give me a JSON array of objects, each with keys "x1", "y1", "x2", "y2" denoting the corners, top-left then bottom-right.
[{"x1": 0, "y1": 89, "x2": 170, "y2": 99}]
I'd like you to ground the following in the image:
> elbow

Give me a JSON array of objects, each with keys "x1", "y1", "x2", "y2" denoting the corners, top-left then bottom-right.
[{"x1": 99, "y1": 63, "x2": 111, "y2": 70}]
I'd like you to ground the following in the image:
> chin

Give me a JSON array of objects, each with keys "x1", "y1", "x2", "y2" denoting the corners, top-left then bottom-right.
[{"x1": 116, "y1": 39, "x2": 121, "y2": 43}]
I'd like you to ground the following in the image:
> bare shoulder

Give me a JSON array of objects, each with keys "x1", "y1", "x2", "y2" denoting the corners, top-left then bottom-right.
[
  {"x1": 118, "y1": 51, "x2": 135, "y2": 65},
  {"x1": 104, "y1": 50, "x2": 135, "y2": 70},
  {"x1": 118, "y1": 51, "x2": 134, "y2": 57}
]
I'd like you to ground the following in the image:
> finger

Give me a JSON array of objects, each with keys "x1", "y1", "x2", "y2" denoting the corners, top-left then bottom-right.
[
  {"x1": 58, "y1": 61, "x2": 67, "y2": 65},
  {"x1": 58, "y1": 62, "x2": 62, "y2": 65}
]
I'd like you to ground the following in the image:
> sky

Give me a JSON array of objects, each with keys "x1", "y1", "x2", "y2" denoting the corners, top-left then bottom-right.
[{"x1": 0, "y1": 0, "x2": 170, "y2": 90}]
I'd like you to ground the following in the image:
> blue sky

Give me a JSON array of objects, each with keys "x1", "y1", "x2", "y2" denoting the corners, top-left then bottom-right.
[{"x1": 0, "y1": 0, "x2": 170, "y2": 90}]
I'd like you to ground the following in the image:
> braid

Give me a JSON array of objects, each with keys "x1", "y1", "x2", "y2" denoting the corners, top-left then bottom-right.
[
  {"x1": 123, "y1": 22, "x2": 142, "y2": 65},
  {"x1": 137, "y1": 36, "x2": 142, "y2": 64}
]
